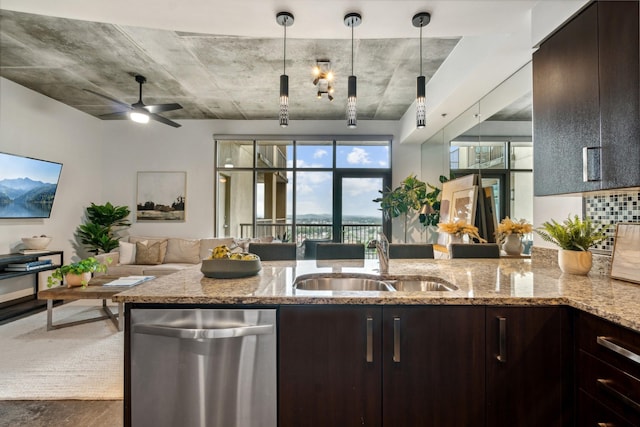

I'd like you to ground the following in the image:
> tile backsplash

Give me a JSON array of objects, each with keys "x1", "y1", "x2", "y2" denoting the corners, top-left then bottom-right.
[{"x1": 584, "y1": 190, "x2": 640, "y2": 253}]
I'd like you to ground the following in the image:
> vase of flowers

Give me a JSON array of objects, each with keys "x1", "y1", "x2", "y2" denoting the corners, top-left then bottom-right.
[
  {"x1": 496, "y1": 217, "x2": 533, "y2": 256},
  {"x1": 438, "y1": 220, "x2": 485, "y2": 249}
]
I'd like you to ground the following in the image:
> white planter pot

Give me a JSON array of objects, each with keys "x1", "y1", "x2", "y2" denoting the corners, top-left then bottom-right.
[{"x1": 557, "y1": 250, "x2": 592, "y2": 275}]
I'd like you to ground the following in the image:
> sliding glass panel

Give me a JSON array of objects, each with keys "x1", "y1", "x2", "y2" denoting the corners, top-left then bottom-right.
[
  {"x1": 341, "y1": 177, "x2": 384, "y2": 250},
  {"x1": 510, "y1": 142, "x2": 533, "y2": 169},
  {"x1": 295, "y1": 171, "x2": 333, "y2": 241},
  {"x1": 216, "y1": 171, "x2": 253, "y2": 238},
  {"x1": 336, "y1": 141, "x2": 390, "y2": 169},
  {"x1": 256, "y1": 170, "x2": 293, "y2": 241},
  {"x1": 217, "y1": 140, "x2": 254, "y2": 168},
  {"x1": 295, "y1": 141, "x2": 333, "y2": 168}
]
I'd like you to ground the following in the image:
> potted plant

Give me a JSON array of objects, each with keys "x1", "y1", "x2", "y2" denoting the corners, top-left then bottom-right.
[
  {"x1": 76, "y1": 202, "x2": 131, "y2": 254},
  {"x1": 496, "y1": 217, "x2": 533, "y2": 255},
  {"x1": 535, "y1": 215, "x2": 608, "y2": 275},
  {"x1": 47, "y1": 257, "x2": 110, "y2": 288},
  {"x1": 373, "y1": 174, "x2": 426, "y2": 242}
]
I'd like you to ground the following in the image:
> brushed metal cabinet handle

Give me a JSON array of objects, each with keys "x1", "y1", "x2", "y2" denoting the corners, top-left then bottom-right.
[
  {"x1": 597, "y1": 423, "x2": 614, "y2": 427},
  {"x1": 133, "y1": 323, "x2": 273, "y2": 340},
  {"x1": 597, "y1": 336, "x2": 640, "y2": 364},
  {"x1": 393, "y1": 317, "x2": 401, "y2": 363},
  {"x1": 366, "y1": 317, "x2": 373, "y2": 363},
  {"x1": 497, "y1": 317, "x2": 507, "y2": 363},
  {"x1": 583, "y1": 146, "x2": 602, "y2": 182},
  {"x1": 597, "y1": 379, "x2": 640, "y2": 412}
]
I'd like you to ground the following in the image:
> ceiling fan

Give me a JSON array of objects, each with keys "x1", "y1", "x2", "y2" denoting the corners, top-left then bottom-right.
[{"x1": 84, "y1": 75, "x2": 182, "y2": 128}]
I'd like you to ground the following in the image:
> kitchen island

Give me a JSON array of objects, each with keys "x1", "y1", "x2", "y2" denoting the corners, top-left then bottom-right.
[
  {"x1": 114, "y1": 258, "x2": 640, "y2": 427},
  {"x1": 113, "y1": 258, "x2": 640, "y2": 331}
]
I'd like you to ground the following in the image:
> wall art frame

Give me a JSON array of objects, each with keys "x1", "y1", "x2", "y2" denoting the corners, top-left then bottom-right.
[{"x1": 136, "y1": 171, "x2": 186, "y2": 222}]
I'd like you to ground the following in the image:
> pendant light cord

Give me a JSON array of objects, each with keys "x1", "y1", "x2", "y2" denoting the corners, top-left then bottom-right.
[
  {"x1": 351, "y1": 24, "x2": 354, "y2": 75},
  {"x1": 419, "y1": 23, "x2": 423, "y2": 76},
  {"x1": 283, "y1": 22, "x2": 287, "y2": 75}
]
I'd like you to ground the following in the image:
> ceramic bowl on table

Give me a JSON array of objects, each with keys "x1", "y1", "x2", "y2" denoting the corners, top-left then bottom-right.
[
  {"x1": 21, "y1": 236, "x2": 52, "y2": 250},
  {"x1": 201, "y1": 258, "x2": 262, "y2": 279}
]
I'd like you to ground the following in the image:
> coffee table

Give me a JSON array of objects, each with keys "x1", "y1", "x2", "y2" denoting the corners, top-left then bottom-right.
[{"x1": 37, "y1": 275, "x2": 131, "y2": 331}]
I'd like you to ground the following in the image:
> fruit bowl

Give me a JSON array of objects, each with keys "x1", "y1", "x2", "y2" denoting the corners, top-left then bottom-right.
[
  {"x1": 201, "y1": 257, "x2": 262, "y2": 279},
  {"x1": 21, "y1": 236, "x2": 52, "y2": 250}
]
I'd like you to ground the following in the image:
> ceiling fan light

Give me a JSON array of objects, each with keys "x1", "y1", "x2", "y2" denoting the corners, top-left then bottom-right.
[{"x1": 129, "y1": 110, "x2": 149, "y2": 124}]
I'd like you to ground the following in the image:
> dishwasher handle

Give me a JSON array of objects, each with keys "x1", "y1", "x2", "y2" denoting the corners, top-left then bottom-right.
[{"x1": 133, "y1": 323, "x2": 274, "y2": 340}]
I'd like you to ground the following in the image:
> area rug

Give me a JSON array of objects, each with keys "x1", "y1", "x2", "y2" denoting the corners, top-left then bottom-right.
[{"x1": 0, "y1": 300, "x2": 123, "y2": 400}]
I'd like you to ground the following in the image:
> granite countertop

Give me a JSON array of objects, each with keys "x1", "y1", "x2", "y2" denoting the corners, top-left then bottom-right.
[{"x1": 112, "y1": 258, "x2": 640, "y2": 332}]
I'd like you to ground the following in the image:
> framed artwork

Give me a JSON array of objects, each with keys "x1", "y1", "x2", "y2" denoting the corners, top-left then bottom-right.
[
  {"x1": 450, "y1": 186, "x2": 478, "y2": 224},
  {"x1": 136, "y1": 171, "x2": 186, "y2": 221},
  {"x1": 438, "y1": 174, "x2": 478, "y2": 245},
  {"x1": 610, "y1": 223, "x2": 640, "y2": 284}
]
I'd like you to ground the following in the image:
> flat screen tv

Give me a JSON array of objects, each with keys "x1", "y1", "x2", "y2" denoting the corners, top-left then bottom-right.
[{"x1": 0, "y1": 152, "x2": 63, "y2": 218}]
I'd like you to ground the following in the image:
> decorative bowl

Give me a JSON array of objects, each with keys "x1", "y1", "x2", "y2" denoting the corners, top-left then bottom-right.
[
  {"x1": 201, "y1": 258, "x2": 262, "y2": 279},
  {"x1": 21, "y1": 236, "x2": 52, "y2": 250}
]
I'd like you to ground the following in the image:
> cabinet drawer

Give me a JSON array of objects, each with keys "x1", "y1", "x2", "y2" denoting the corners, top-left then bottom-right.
[
  {"x1": 578, "y1": 312, "x2": 640, "y2": 378},
  {"x1": 578, "y1": 351, "x2": 640, "y2": 426},
  {"x1": 579, "y1": 390, "x2": 636, "y2": 427}
]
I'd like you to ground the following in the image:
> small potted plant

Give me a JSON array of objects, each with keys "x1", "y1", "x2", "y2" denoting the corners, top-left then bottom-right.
[
  {"x1": 496, "y1": 217, "x2": 533, "y2": 255},
  {"x1": 535, "y1": 215, "x2": 608, "y2": 275},
  {"x1": 438, "y1": 220, "x2": 486, "y2": 246},
  {"x1": 47, "y1": 257, "x2": 110, "y2": 288}
]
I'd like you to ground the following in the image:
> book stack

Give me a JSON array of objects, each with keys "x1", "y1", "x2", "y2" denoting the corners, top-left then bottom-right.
[
  {"x1": 4, "y1": 259, "x2": 53, "y2": 272},
  {"x1": 103, "y1": 275, "x2": 155, "y2": 287}
]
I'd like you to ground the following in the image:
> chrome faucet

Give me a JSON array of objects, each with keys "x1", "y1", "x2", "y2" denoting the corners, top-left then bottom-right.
[{"x1": 368, "y1": 233, "x2": 389, "y2": 274}]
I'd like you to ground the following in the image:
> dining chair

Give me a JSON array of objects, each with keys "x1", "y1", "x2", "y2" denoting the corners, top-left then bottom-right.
[
  {"x1": 388, "y1": 244, "x2": 435, "y2": 259},
  {"x1": 248, "y1": 243, "x2": 297, "y2": 261},
  {"x1": 316, "y1": 243, "x2": 365, "y2": 260},
  {"x1": 449, "y1": 243, "x2": 500, "y2": 258}
]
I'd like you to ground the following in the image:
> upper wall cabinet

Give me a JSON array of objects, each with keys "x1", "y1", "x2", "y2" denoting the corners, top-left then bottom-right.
[{"x1": 533, "y1": 1, "x2": 640, "y2": 196}]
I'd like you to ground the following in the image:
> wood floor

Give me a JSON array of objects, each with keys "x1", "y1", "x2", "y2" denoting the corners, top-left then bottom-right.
[{"x1": 0, "y1": 400, "x2": 122, "y2": 427}]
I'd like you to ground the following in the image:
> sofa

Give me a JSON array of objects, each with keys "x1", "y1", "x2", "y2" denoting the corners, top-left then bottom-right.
[{"x1": 94, "y1": 236, "x2": 244, "y2": 277}]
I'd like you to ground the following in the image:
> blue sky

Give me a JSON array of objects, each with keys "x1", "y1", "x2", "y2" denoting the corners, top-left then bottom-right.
[{"x1": 0, "y1": 152, "x2": 62, "y2": 184}]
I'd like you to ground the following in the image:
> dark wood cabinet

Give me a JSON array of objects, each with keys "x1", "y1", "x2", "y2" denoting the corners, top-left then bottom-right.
[
  {"x1": 485, "y1": 306, "x2": 571, "y2": 427},
  {"x1": 533, "y1": 1, "x2": 640, "y2": 196},
  {"x1": 381, "y1": 306, "x2": 485, "y2": 426},
  {"x1": 279, "y1": 305, "x2": 485, "y2": 427},
  {"x1": 279, "y1": 305, "x2": 383, "y2": 427},
  {"x1": 576, "y1": 311, "x2": 640, "y2": 426}
]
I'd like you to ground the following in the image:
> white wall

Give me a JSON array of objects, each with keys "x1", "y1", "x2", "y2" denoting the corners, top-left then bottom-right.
[
  {"x1": 532, "y1": 195, "x2": 583, "y2": 249},
  {"x1": 0, "y1": 78, "x2": 104, "y2": 259}
]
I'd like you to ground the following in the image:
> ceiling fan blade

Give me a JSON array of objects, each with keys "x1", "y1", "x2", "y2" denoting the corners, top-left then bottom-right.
[
  {"x1": 149, "y1": 113, "x2": 181, "y2": 128},
  {"x1": 99, "y1": 111, "x2": 130, "y2": 119},
  {"x1": 143, "y1": 103, "x2": 183, "y2": 114},
  {"x1": 83, "y1": 89, "x2": 131, "y2": 109}
]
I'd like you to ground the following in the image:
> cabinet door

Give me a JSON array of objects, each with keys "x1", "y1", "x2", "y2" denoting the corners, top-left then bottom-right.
[
  {"x1": 599, "y1": 1, "x2": 640, "y2": 190},
  {"x1": 486, "y1": 306, "x2": 571, "y2": 427},
  {"x1": 382, "y1": 306, "x2": 485, "y2": 426},
  {"x1": 279, "y1": 305, "x2": 382, "y2": 427},
  {"x1": 533, "y1": 3, "x2": 601, "y2": 195}
]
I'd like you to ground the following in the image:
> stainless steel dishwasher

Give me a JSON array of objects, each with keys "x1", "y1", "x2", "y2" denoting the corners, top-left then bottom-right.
[{"x1": 130, "y1": 308, "x2": 277, "y2": 427}]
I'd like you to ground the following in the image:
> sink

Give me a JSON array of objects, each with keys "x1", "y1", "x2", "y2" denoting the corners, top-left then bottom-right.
[
  {"x1": 294, "y1": 277, "x2": 394, "y2": 292},
  {"x1": 386, "y1": 279, "x2": 458, "y2": 292}
]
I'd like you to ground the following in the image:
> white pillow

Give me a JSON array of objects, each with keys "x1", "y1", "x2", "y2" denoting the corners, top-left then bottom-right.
[{"x1": 118, "y1": 241, "x2": 136, "y2": 265}]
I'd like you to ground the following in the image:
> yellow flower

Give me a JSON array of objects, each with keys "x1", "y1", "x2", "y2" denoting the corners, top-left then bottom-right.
[
  {"x1": 496, "y1": 217, "x2": 532, "y2": 241},
  {"x1": 438, "y1": 220, "x2": 486, "y2": 242}
]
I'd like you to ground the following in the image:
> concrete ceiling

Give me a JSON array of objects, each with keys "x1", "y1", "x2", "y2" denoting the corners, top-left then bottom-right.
[{"x1": 0, "y1": 1, "x2": 587, "y2": 135}]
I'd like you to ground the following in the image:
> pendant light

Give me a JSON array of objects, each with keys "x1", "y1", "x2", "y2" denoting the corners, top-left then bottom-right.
[
  {"x1": 277, "y1": 12, "x2": 294, "y2": 128},
  {"x1": 344, "y1": 13, "x2": 361, "y2": 129},
  {"x1": 413, "y1": 12, "x2": 430, "y2": 129}
]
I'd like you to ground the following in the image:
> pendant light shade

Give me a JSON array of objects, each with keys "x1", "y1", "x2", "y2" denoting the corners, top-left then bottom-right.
[
  {"x1": 277, "y1": 12, "x2": 294, "y2": 128},
  {"x1": 413, "y1": 12, "x2": 431, "y2": 129},
  {"x1": 344, "y1": 13, "x2": 361, "y2": 129}
]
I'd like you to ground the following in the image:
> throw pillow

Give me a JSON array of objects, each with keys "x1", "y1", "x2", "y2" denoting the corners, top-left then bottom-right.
[
  {"x1": 129, "y1": 236, "x2": 168, "y2": 263},
  {"x1": 164, "y1": 238, "x2": 201, "y2": 264},
  {"x1": 118, "y1": 241, "x2": 136, "y2": 265},
  {"x1": 135, "y1": 240, "x2": 163, "y2": 265}
]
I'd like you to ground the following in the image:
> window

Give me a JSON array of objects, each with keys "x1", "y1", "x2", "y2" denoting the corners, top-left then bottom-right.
[{"x1": 215, "y1": 137, "x2": 392, "y2": 251}]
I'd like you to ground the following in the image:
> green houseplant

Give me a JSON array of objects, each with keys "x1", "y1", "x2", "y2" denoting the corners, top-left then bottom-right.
[
  {"x1": 47, "y1": 257, "x2": 110, "y2": 288},
  {"x1": 76, "y1": 202, "x2": 131, "y2": 254},
  {"x1": 373, "y1": 174, "x2": 426, "y2": 242},
  {"x1": 535, "y1": 215, "x2": 608, "y2": 275}
]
